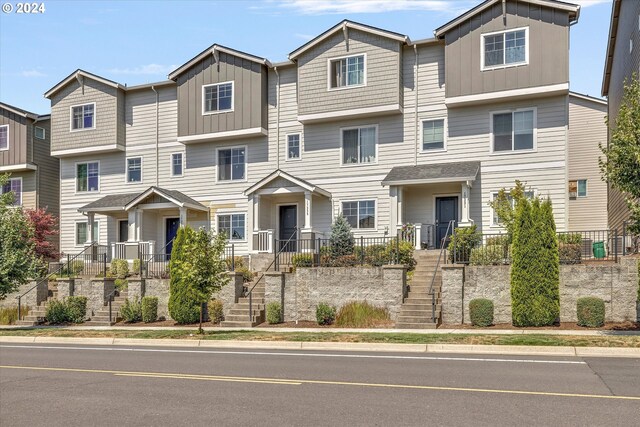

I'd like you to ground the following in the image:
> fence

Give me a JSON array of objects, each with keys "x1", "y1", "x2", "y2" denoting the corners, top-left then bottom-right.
[
  {"x1": 622, "y1": 220, "x2": 639, "y2": 256},
  {"x1": 141, "y1": 242, "x2": 236, "y2": 279}
]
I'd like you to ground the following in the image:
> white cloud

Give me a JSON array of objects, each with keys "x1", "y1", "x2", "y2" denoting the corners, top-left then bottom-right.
[
  {"x1": 21, "y1": 70, "x2": 46, "y2": 77},
  {"x1": 274, "y1": 0, "x2": 459, "y2": 15},
  {"x1": 107, "y1": 64, "x2": 177, "y2": 75}
]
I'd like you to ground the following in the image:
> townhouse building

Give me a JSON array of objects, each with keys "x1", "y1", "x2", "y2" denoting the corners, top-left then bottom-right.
[{"x1": 45, "y1": 0, "x2": 608, "y2": 260}]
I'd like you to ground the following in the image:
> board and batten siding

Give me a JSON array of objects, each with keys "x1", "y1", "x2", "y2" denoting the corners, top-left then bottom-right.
[
  {"x1": 0, "y1": 107, "x2": 30, "y2": 166},
  {"x1": 567, "y1": 95, "x2": 608, "y2": 231},
  {"x1": 443, "y1": 0, "x2": 570, "y2": 98}
]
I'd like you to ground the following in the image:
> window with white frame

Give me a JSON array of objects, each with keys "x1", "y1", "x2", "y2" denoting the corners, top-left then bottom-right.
[
  {"x1": 34, "y1": 126, "x2": 45, "y2": 139},
  {"x1": 218, "y1": 147, "x2": 245, "y2": 181},
  {"x1": 218, "y1": 214, "x2": 245, "y2": 240},
  {"x1": 76, "y1": 221, "x2": 99, "y2": 245},
  {"x1": 203, "y1": 82, "x2": 233, "y2": 113},
  {"x1": 329, "y1": 54, "x2": 365, "y2": 89},
  {"x1": 0, "y1": 125, "x2": 8, "y2": 150},
  {"x1": 287, "y1": 134, "x2": 301, "y2": 160},
  {"x1": 492, "y1": 109, "x2": 535, "y2": 152},
  {"x1": 342, "y1": 200, "x2": 375, "y2": 229},
  {"x1": 483, "y1": 28, "x2": 527, "y2": 69},
  {"x1": 577, "y1": 179, "x2": 587, "y2": 197},
  {"x1": 1, "y1": 177, "x2": 22, "y2": 206},
  {"x1": 342, "y1": 126, "x2": 376, "y2": 165},
  {"x1": 71, "y1": 103, "x2": 95, "y2": 130},
  {"x1": 126, "y1": 157, "x2": 142, "y2": 183},
  {"x1": 76, "y1": 162, "x2": 99, "y2": 192},
  {"x1": 422, "y1": 119, "x2": 445, "y2": 151},
  {"x1": 492, "y1": 190, "x2": 535, "y2": 225},
  {"x1": 171, "y1": 153, "x2": 183, "y2": 176}
]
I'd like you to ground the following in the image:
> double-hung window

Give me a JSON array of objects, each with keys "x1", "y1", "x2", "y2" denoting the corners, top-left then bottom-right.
[
  {"x1": 71, "y1": 103, "x2": 95, "y2": 130},
  {"x1": 287, "y1": 134, "x2": 301, "y2": 160},
  {"x1": 342, "y1": 126, "x2": 376, "y2": 165},
  {"x1": 483, "y1": 28, "x2": 527, "y2": 69},
  {"x1": 203, "y1": 82, "x2": 233, "y2": 114},
  {"x1": 126, "y1": 157, "x2": 142, "y2": 183},
  {"x1": 77, "y1": 162, "x2": 99, "y2": 192},
  {"x1": 342, "y1": 200, "x2": 375, "y2": 229},
  {"x1": 329, "y1": 54, "x2": 365, "y2": 89},
  {"x1": 171, "y1": 153, "x2": 183, "y2": 177},
  {"x1": 422, "y1": 119, "x2": 445, "y2": 151},
  {"x1": 492, "y1": 191, "x2": 535, "y2": 225},
  {"x1": 76, "y1": 221, "x2": 99, "y2": 245},
  {"x1": 218, "y1": 147, "x2": 246, "y2": 181},
  {"x1": 218, "y1": 214, "x2": 245, "y2": 241},
  {"x1": 1, "y1": 177, "x2": 22, "y2": 206},
  {"x1": 0, "y1": 124, "x2": 8, "y2": 150},
  {"x1": 492, "y1": 109, "x2": 535, "y2": 152}
]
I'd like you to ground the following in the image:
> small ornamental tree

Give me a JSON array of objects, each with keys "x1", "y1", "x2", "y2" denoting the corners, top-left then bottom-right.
[
  {"x1": 25, "y1": 208, "x2": 60, "y2": 263},
  {"x1": 488, "y1": 180, "x2": 530, "y2": 240},
  {"x1": 329, "y1": 214, "x2": 355, "y2": 258},
  {"x1": 168, "y1": 227, "x2": 199, "y2": 324}
]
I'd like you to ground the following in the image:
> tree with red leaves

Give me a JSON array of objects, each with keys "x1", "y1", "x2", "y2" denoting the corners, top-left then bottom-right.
[{"x1": 25, "y1": 208, "x2": 59, "y2": 262}]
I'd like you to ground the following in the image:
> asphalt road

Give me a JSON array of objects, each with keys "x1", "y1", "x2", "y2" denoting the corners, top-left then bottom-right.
[{"x1": 1, "y1": 343, "x2": 639, "y2": 426}]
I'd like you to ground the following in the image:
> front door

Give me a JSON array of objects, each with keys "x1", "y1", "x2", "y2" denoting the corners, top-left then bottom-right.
[
  {"x1": 435, "y1": 196, "x2": 458, "y2": 248},
  {"x1": 118, "y1": 220, "x2": 129, "y2": 243},
  {"x1": 279, "y1": 205, "x2": 297, "y2": 251},
  {"x1": 165, "y1": 218, "x2": 180, "y2": 258}
]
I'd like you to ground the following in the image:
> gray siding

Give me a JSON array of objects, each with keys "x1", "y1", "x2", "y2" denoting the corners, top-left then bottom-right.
[
  {"x1": 0, "y1": 107, "x2": 30, "y2": 165},
  {"x1": 176, "y1": 52, "x2": 268, "y2": 137},
  {"x1": 32, "y1": 118, "x2": 60, "y2": 218},
  {"x1": 444, "y1": 0, "x2": 570, "y2": 98},
  {"x1": 297, "y1": 28, "x2": 402, "y2": 116}
]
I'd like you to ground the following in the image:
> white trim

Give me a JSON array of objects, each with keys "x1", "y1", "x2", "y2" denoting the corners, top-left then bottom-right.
[
  {"x1": 480, "y1": 27, "x2": 529, "y2": 72},
  {"x1": 74, "y1": 219, "x2": 101, "y2": 247},
  {"x1": 340, "y1": 124, "x2": 379, "y2": 167},
  {"x1": 489, "y1": 189, "x2": 537, "y2": 227},
  {"x1": 117, "y1": 219, "x2": 129, "y2": 242},
  {"x1": 244, "y1": 169, "x2": 331, "y2": 197},
  {"x1": 340, "y1": 198, "x2": 377, "y2": 231},
  {"x1": 177, "y1": 127, "x2": 267, "y2": 144},
  {"x1": 170, "y1": 152, "x2": 184, "y2": 177},
  {"x1": 489, "y1": 107, "x2": 537, "y2": 155},
  {"x1": 162, "y1": 216, "x2": 181, "y2": 249},
  {"x1": 326, "y1": 53, "x2": 367, "y2": 91},
  {"x1": 45, "y1": 70, "x2": 125, "y2": 99},
  {"x1": 168, "y1": 45, "x2": 270, "y2": 81},
  {"x1": 69, "y1": 102, "x2": 96, "y2": 132},
  {"x1": 0, "y1": 124, "x2": 8, "y2": 151},
  {"x1": 34, "y1": 126, "x2": 46, "y2": 139},
  {"x1": 216, "y1": 145, "x2": 248, "y2": 183},
  {"x1": 0, "y1": 163, "x2": 37, "y2": 172},
  {"x1": 201, "y1": 81, "x2": 234, "y2": 115},
  {"x1": 278, "y1": 120, "x2": 302, "y2": 128},
  {"x1": 433, "y1": 193, "x2": 461, "y2": 228},
  {"x1": 125, "y1": 156, "x2": 143, "y2": 184},
  {"x1": 419, "y1": 117, "x2": 447, "y2": 153},
  {"x1": 0, "y1": 103, "x2": 37, "y2": 119},
  {"x1": 382, "y1": 176, "x2": 477, "y2": 186},
  {"x1": 445, "y1": 83, "x2": 569, "y2": 107},
  {"x1": 285, "y1": 132, "x2": 302, "y2": 161},
  {"x1": 275, "y1": 203, "x2": 299, "y2": 241},
  {"x1": 124, "y1": 187, "x2": 207, "y2": 212},
  {"x1": 1, "y1": 176, "x2": 23, "y2": 206},
  {"x1": 482, "y1": 161, "x2": 565, "y2": 173},
  {"x1": 74, "y1": 160, "x2": 100, "y2": 194},
  {"x1": 216, "y1": 212, "x2": 248, "y2": 243},
  {"x1": 51, "y1": 144, "x2": 124, "y2": 157},
  {"x1": 298, "y1": 104, "x2": 402, "y2": 123},
  {"x1": 577, "y1": 179, "x2": 588, "y2": 198},
  {"x1": 568, "y1": 92, "x2": 607, "y2": 106}
]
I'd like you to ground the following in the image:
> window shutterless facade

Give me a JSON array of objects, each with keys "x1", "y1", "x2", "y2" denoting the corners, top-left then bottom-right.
[
  {"x1": 287, "y1": 134, "x2": 301, "y2": 160},
  {"x1": 329, "y1": 54, "x2": 365, "y2": 89},
  {"x1": 171, "y1": 153, "x2": 183, "y2": 177},
  {"x1": 1, "y1": 177, "x2": 22, "y2": 206},
  {"x1": 577, "y1": 179, "x2": 587, "y2": 197},
  {"x1": 76, "y1": 162, "x2": 99, "y2": 192},
  {"x1": 342, "y1": 200, "x2": 376, "y2": 229},
  {"x1": 126, "y1": 157, "x2": 142, "y2": 183},
  {"x1": 202, "y1": 81, "x2": 233, "y2": 114},
  {"x1": 34, "y1": 126, "x2": 46, "y2": 139},
  {"x1": 342, "y1": 126, "x2": 377, "y2": 165},
  {"x1": 0, "y1": 124, "x2": 8, "y2": 150},
  {"x1": 482, "y1": 27, "x2": 528, "y2": 70},
  {"x1": 218, "y1": 213, "x2": 245, "y2": 241},
  {"x1": 218, "y1": 147, "x2": 246, "y2": 181},
  {"x1": 76, "y1": 221, "x2": 99, "y2": 245},
  {"x1": 422, "y1": 119, "x2": 446, "y2": 151},
  {"x1": 491, "y1": 108, "x2": 535, "y2": 153},
  {"x1": 71, "y1": 103, "x2": 95, "y2": 130}
]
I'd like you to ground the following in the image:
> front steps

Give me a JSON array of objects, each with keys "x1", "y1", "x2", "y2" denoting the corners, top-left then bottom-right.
[
  {"x1": 396, "y1": 250, "x2": 443, "y2": 329},
  {"x1": 85, "y1": 291, "x2": 129, "y2": 326},
  {"x1": 220, "y1": 280, "x2": 265, "y2": 327},
  {"x1": 14, "y1": 288, "x2": 58, "y2": 326}
]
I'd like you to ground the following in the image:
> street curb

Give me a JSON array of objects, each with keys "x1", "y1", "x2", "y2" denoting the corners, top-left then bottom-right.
[{"x1": 1, "y1": 336, "x2": 639, "y2": 357}]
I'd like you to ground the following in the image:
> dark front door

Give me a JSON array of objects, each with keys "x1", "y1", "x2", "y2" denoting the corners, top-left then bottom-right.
[
  {"x1": 118, "y1": 220, "x2": 129, "y2": 242},
  {"x1": 165, "y1": 218, "x2": 180, "y2": 258},
  {"x1": 435, "y1": 197, "x2": 458, "y2": 248},
  {"x1": 279, "y1": 205, "x2": 297, "y2": 251}
]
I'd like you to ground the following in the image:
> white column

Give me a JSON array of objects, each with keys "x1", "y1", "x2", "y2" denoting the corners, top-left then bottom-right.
[
  {"x1": 179, "y1": 207, "x2": 188, "y2": 227},
  {"x1": 253, "y1": 194, "x2": 260, "y2": 232},
  {"x1": 397, "y1": 187, "x2": 404, "y2": 227},
  {"x1": 86, "y1": 212, "x2": 95, "y2": 244},
  {"x1": 389, "y1": 186, "x2": 398, "y2": 233},
  {"x1": 459, "y1": 181, "x2": 473, "y2": 227},
  {"x1": 303, "y1": 191, "x2": 312, "y2": 231},
  {"x1": 136, "y1": 209, "x2": 144, "y2": 241},
  {"x1": 127, "y1": 210, "x2": 137, "y2": 242}
]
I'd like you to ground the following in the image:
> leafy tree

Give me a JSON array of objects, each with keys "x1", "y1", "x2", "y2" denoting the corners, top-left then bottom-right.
[
  {"x1": 329, "y1": 214, "x2": 355, "y2": 258},
  {"x1": 25, "y1": 208, "x2": 60, "y2": 263},
  {"x1": 488, "y1": 180, "x2": 532, "y2": 239},
  {"x1": 600, "y1": 73, "x2": 640, "y2": 235},
  {"x1": 168, "y1": 227, "x2": 198, "y2": 324}
]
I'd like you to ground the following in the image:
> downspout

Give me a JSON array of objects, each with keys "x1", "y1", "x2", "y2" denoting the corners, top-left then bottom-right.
[
  {"x1": 274, "y1": 67, "x2": 280, "y2": 170},
  {"x1": 414, "y1": 44, "x2": 419, "y2": 166},
  {"x1": 151, "y1": 85, "x2": 159, "y2": 187}
]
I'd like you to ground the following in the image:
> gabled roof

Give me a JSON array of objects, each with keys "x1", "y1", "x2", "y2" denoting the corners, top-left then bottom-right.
[
  {"x1": 601, "y1": 0, "x2": 621, "y2": 97},
  {"x1": 0, "y1": 102, "x2": 39, "y2": 120},
  {"x1": 78, "y1": 187, "x2": 208, "y2": 213},
  {"x1": 569, "y1": 91, "x2": 607, "y2": 106},
  {"x1": 434, "y1": 0, "x2": 580, "y2": 38},
  {"x1": 44, "y1": 69, "x2": 125, "y2": 99},
  {"x1": 382, "y1": 162, "x2": 481, "y2": 186},
  {"x1": 289, "y1": 20, "x2": 409, "y2": 60},
  {"x1": 169, "y1": 44, "x2": 272, "y2": 81},
  {"x1": 244, "y1": 169, "x2": 331, "y2": 197}
]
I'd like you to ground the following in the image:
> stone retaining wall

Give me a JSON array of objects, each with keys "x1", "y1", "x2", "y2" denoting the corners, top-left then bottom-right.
[{"x1": 0, "y1": 280, "x2": 48, "y2": 309}]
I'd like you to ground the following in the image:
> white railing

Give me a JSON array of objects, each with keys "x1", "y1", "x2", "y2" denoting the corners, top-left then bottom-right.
[
  {"x1": 111, "y1": 241, "x2": 155, "y2": 260},
  {"x1": 255, "y1": 229, "x2": 273, "y2": 253},
  {"x1": 397, "y1": 223, "x2": 435, "y2": 250}
]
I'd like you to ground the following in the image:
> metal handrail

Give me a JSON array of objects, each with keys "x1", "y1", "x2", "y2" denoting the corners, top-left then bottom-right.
[{"x1": 428, "y1": 220, "x2": 455, "y2": 323}]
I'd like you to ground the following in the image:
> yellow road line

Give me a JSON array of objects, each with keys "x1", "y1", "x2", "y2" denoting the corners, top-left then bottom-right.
[{"x1": 2, "y1": 365, "x2": 639, "y2": 401}]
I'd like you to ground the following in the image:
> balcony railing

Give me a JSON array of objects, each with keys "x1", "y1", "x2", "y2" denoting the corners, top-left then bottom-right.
[
  {"x1": 397, "y1": 223, "x2": 435, "y2": 249},
  {"x1": 254, "y1": 229, "x2": 273, "y2": 253},
  {"x1": 111, "y1": 241, "x2": 155, "y2": 260}
]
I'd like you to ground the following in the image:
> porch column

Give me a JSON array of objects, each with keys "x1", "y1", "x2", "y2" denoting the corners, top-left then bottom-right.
[
  {"x1": 86, "y1": 212, "x2": 95, "y2": 244},
  {"x1": 136, "y1": 209, "x2": 144, "y2": 241},
  {"x1": 397, "y1": 187, "x2": 404, "y2": 227},
  {"x1": 303, "y1": 191, "x2": 312, "y2": 231},
  {"x1": 253, "y1": 194, "x2": 260, "y2": 232},
  {"x1": 179, "y1": 207, "x2": 188, "y2": 227},
  {"x1": 127, "y1": 210, "x2": 137, "y2": 242},
  {"x1": 459, "y1": 181, "x2": 473, "y2": 227}
]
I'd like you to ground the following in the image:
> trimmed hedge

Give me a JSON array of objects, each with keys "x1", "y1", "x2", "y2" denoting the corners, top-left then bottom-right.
[
  {"x1": 266, "y1": 302, "x2": 282, "y2": 324},
  {"x1": 292, "y1": 254, "x2": 313, "y2": 268},
  {"x1": 45, "y1": 300, "x2": 69, "y2": 324},
  {"x1": 469, "y1": 298, "x2": 494, "y2": 327},
  {"x1": 576, "y1": 297, "x2": 605, "y2": 328},
  {"x1": 316, "y1": 302, "x2": 336, "y2": 325},
  {"x1": 120, "y1": 298, "x2": 142, "y2": 323},
  {"x1": 209, "y1": 299, "x2": 224, "y2": 324},
  {"x1": 469, "y1": 245, "x2": 505, "y2": 266},
  {"x1": 141, "y1": 296, "x2": 158, "y2": 323},
  {"x1": 132, "y1": 259, "x2": 141, "y2": 276},
  {"x1": 168, "y1": 227, "x2": 200, "y2": 324},
  {"x1": 66, "y1": 296, "x2": 87, "y2": 323},
  {"x1": 111, "y1": 259, "x2": 129, "y2": 279},
  {"x1": 559, "y1": 243, "x2": 582, "y2": 265}
]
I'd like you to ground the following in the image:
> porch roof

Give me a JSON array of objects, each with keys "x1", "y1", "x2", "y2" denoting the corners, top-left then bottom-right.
[
  {"x1": 244, "y1": 169, "x2": 331, "y2": 197},
  {"x1": 78, "y1": 186, "x2": 208, "y2": 213},
  {"x1": 381, "y1": 161, "x2": 480, "y2": 186}
]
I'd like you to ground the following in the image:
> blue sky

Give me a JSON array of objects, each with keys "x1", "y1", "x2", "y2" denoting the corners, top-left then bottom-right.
[{"x1": 0, "y1": 0, "x2": 612, "y2": 113}]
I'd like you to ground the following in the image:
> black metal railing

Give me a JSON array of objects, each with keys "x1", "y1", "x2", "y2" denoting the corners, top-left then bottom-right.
[
  {"x1": 557, "y1": 229, "x2": 619, "y2": 263},
  {"x1": 223, "y1": 244, "x2": 236, "y2": 271},
  {"x1": 141, "y1": 239, "x2": 173, "y2": 279},
  {"x1": 429, "y1": 220, "x2": 454, "y2": 322},
  {"x1": 622, "y1": 221, "x2": 639, "y2": 256}
]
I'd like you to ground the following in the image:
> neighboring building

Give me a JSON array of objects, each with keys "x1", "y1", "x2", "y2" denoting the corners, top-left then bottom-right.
[
  {"x1": 45, "y1": 0, "x2": 608, "y2": 259},
  {"x1": 0, "y1": 102, "x2": 59, "y2": 219},
  {"x1": 601, "y1": 0, "x2": 640, "y2": 231}
]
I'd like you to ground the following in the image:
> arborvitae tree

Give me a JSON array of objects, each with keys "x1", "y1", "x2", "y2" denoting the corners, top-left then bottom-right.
[
  {"x1": 168, "y1": 226, "x2": 200, "y2": 324},
  {"x1": 329, "y1": 214, "x2": 355, "y2": 258}
]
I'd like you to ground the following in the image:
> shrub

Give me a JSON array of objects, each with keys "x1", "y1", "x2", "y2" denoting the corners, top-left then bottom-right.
[
  {"x1": 292, "y1": 254, "x2": 313, "y2": 268},
  {"x1": 448, "y1": 226, "x2": 482, "y2": 263},
  {"x1": 132, "y1": 259, "x2": 141, "y2": 276},
  {"x1": 0, "y1": 306, "x2": 29, "y2": 325},
  {"x1": 45, "y1": 300, "x2": 69, "y2": 324},
  {"x1": 266, "y1": 301, "x2": 282, "y2": 324},
  {"x1": 486, "y1": 235, "x2": 510, "y2": 246},
  {"x1": 577, "y1": 297, "x2": 605, "y2": 328},
  {"x1": 208, "y1": 299, "x2": 224, "y2": 324},
  {"x1": 469, "y1": 245, "x2": 505, "y2": 265},
  {"x1": 316, "y1": 302, "x2": 336, "y2": 325},
  {"x1": 168, "y1": 227, "x2": 200, "y2": 324},
  {"x1": 328, "y1": 254, "x2": 359, "y2": 267},
  {"x1": 141, "y1": 296, "x2": 158, "y2": 323},
  {"x1": 120, "y1": 298, "x2": 142, "y2": 323},
  {"x1": 469, "y1": 298, "x2": 494, "y2": 327},
  {"x1": 559, "y1": 243, "x2": 582, "y2": 265},
  {"x1": 329, "y1": 215, "x2": 355, "y2": 258},
  {"x1": 114, "y1": 278, "x2": 128, "y2": 291},
  {"x1": 111, "y1": 259, "x2": 129, "y2": 279},
  {"x1": 235, "y1": 266, "x2": 254, "y2": 283},
  {"x1": 362, "y1": 244, "x2": 386, "y2": 266},
  {"x1": 385, "y1": 240, "x2": 417, "y2": 271},
  {"x1": 66, "y1": 296, "x2": 87, "y2": 323},
  {"x1": 558, "y1": 233, "x2": 582, "y2": 245},
  {"x1": 225, "y1": 256, "x2": 246, "y2": 271},
  {"x1": 62, "y1": 260, "x2": 84, "y2": 276},
  {"x1": 335, "y1": 301, "x2": 390, "y2": 328}
]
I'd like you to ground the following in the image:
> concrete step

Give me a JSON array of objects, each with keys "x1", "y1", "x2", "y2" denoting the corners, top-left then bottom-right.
[
  {"x1": 224, "y1": 314, "x2": 262, "y2": 323},
  {"x1": 228, "y1": 308, "x2": 263, "y2": 316},
  {"x1": 396, "y1": 315, "x2": 434, "y2": 324},
  {"x1": 90, "y1": 315, "x2": 121, "y2": 322},
  {"x1": 395, "y1": 322, "x2": 438, "y2": 329},
  {"x1": 14, "y1": 320, "x2": 38, "y2": 326},
  {"x1": 220, "y1": 320, "x2": 258, "y2": 328},
  {"x1": 232, "y1": 303, "x2": 265, "y2": 310},
  {"x1": 85, "y1": 321, "x2": 116, "y2": 326},
  {"x1": 398, "y1": 309, "x2": 434, "y2": 317},
  {"x1": 237, "y1": 297, "x2": 265, "y2": 304}
]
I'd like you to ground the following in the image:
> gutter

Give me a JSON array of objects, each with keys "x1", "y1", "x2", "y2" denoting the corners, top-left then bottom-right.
[{"x1": 414, "y1": 44, "x2": 419, "y2": 166}]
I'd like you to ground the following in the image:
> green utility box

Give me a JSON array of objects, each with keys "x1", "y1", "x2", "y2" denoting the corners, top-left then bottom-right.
[{"x1": 592, "y1": 241, "x2": 606, "y2": 259}]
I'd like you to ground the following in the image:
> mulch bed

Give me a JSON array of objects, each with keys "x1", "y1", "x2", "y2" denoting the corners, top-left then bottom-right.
[
  {"x1": 113, "y1": 320, "x2": 221, "y2": 327},
  {"x1": 441, "y1": 321, "x2": 640, "y2": 331},
  {"x1": 256, "y1": 320, "x2": 395, "y2": 329}
]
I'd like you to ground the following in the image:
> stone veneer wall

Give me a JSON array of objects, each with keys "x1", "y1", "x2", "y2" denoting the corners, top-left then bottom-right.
[
  {"x1": 441, "y1": 256, "x2": 640, "y2": 325},
  {"x1": 0, "y1": 280, "x2": 48, "y2": 309},
  {"x1": 264, "y1": 266, "x2": 407, "y2": 322}
]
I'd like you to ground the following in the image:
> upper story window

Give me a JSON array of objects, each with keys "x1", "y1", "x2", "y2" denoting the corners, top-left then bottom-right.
[
  {"x1": 0, "y1": 125, "x2": 8, "y2": 150},
  {"x1": 126, "y1": 157, "x2": 142, "y2": 183},
  {"x1": 422, "y1": 119, "x2": 446, "y2": 151},
  {"x1": 1, "y1": 177, "x2": 22, "y2": 206},
  {"x1": 203, "y1": 82, "x2": 233, "y2": 114},
  {"x1": 218, "y1": 147, "x2": 245, "y2": 181},
  {"x1": 34, "y1": 126, "x2": 45, "y2": 139},
  {"x1": 171, "y1": 153, "x2": 183, "y2": 177},
  {"x1": 71, "y1": 103, "x2": 95, "y2": 131},
  {"x1": 342, "y1": 126, "x2": 376, "y2": 165},
  {"x1": 342, "y1": 200, "x2": 375, "y2": 229},
  {"x1": 482, "y1": 28, "x2": 528, "y2": 70},
  {"x1": 491, "y1": 108, "x2": 536, "y2": 153},
  {"x1": 77, "y1": 161, "x2": 99, "y2": 192},
  {"x1": 218, "y1": 213, "x2": 245, "y2": 241},
  {"x1": 329, "y1": 54, "x2": 365, "y2": 89},
  {"x1": 287, "y1": 134, "x2": 301, "y2": 160}
]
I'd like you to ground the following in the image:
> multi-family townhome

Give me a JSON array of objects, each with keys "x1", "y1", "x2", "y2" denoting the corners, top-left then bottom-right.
[
  {"x1": 602, "y1": 0, "x2": 640, "y2": 232},
  {"x1": 46, "y1": 0, "x2": 608, "y2": 260},
  {"x1": 0, "y1": 102, "x2": 59, "y2": 221}
]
